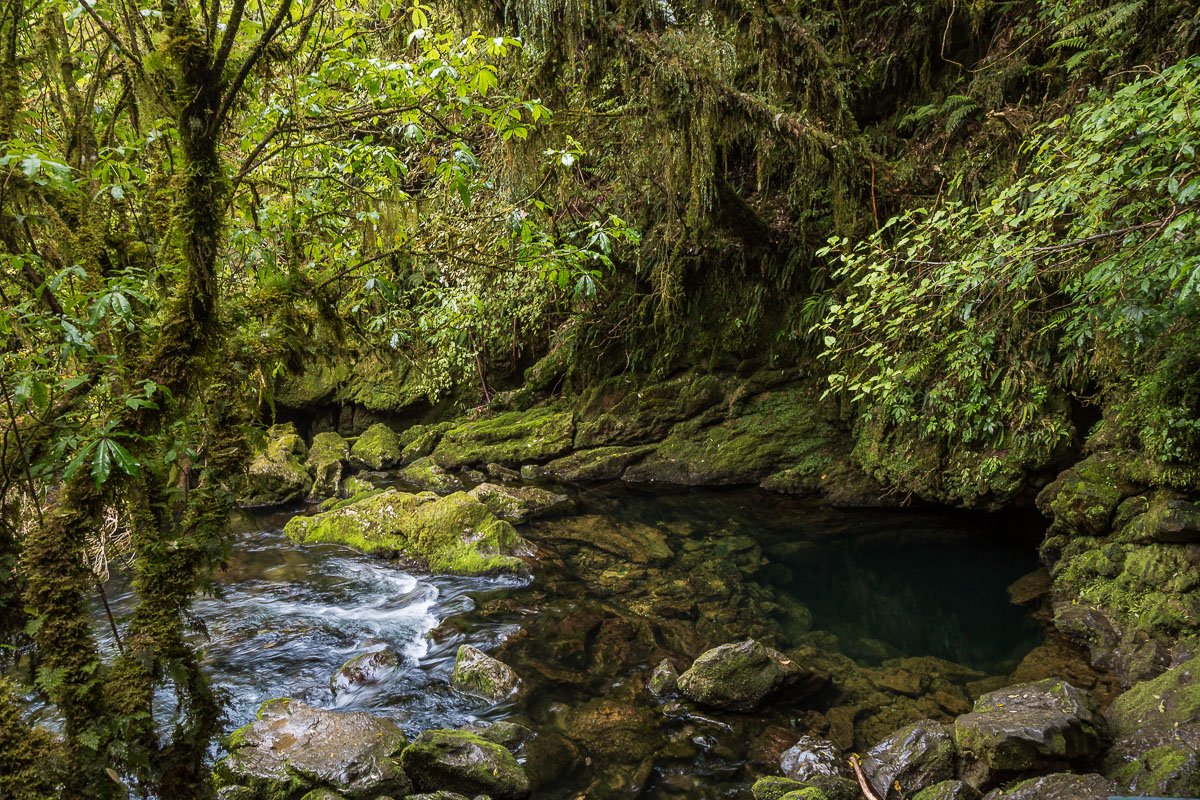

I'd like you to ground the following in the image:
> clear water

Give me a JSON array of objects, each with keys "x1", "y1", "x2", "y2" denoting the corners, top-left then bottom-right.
[{"x1": 61, "y1": 483, "x2": 1046, "y2": 798}]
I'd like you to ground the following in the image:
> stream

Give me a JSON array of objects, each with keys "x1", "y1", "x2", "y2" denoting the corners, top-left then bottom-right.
[{"x1": 103, "y1": 481, "x2": 1047, "y2": 798}]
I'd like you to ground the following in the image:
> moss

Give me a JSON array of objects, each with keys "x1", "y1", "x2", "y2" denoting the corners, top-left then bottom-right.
[
  {"x1": 400, "y1": 423, "x2": 453, "y2": 464},
  {"x1": 450, "y1": 644, "x2": 523, "y2": 701},
  {"x1": 778, "y1": 789, "x2": 829, "y2": 800},
  {"x1": 241, "y1": 424, "x2": 310, "y2": 506},
  {"x1": 348, "y1": 423, "x2": 403, "y2": 470},
  {"x1": 431, "y1": 407, "x2": 575, "y2": 468},
  {"x1": 752, "y1": 776, "x2": 808, "y2": 800},
  {"x1": 283, "y1": 488, "x2": 531, "y2": 575},
  {"x1": 399, "y1": 729, "x2": 530, "y2": 799},
  {"x1": 540, "y1": 445, "x2": 655, "y2": 481},
  {"x1": 399, "y1": 456, "x2": 464, "y2": 493},
  {"x1": 1036, "y1": 453, "x2": 1135, "y2": 536}
]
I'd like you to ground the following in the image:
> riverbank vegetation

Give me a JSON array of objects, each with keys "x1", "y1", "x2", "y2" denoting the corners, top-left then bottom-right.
[{"x1": 1, "y1": 0, "x2": 1198, "y2": 796}]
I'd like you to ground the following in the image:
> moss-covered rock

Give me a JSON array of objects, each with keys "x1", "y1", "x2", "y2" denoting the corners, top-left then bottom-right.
[
  {"x1": 431, "y1": 407, "x2": 575, "y2": 468},
  {"x1": 647, "y1": 658, "x2": 679, "y2": 697},
  {"x1": 573, "y1": 372, "x2": 728, "y2": 447},
  {"x1": 1036, "y1": 453, "x2": 1135, "y2": 537},
  {"x1": 240, "y1": 423, "x2": 311, "y2": 507},
  {"x1": 348, "y1": 423, "x2": 403, "y2": 470},
  {"x1": 450, "y1": 644, "x2": 523, "y2": 702},
  {"x1": 752, "y1": 776, "x2": 808, "y2": 800},
  {"x1": 540, "y1": 445, "x2": 656, "y2": 481},
  {"x1": 978, "y1": 772, "x2": 1116, "y2": 799},
  {"x1": 1103, "y1": 654, "x2": 1200, "y2": 796},
  {"x1": 777, "y1": 789, "x2": 829, "y2": 800},
  {"x1": 214, "y1": 699, "x2": 410, "y2": 799},
  {"x1": 400, "y1": 423, "x2": 452, "y2": 464},
  {"x1": 677, "y1": 639, "x2": 822, "y2": 711},
  {"x1": 911, "y1": 781, "x2": 981, "y2": 800},
  {"x1": 954, "y1": 679, "x2": 1107, "y2": 788},
  {"x1": 399, "y1": 729, "x2": 530, "y2": 799},
  {"x1": 306, "y1": 431, "x2": 350, "y2": 501},
  {"x1": 400, "y1": 457, "x2": 464, "y2": 493},
  {"x1": 467, "y1": 482, "x2": 571, "y2": 522},
  {"x1": 283, "y1": 488, "x2": 533, "y2": 575}
]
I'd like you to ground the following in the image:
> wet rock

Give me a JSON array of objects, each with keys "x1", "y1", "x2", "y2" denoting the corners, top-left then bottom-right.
[
  {"x1": 215, "y1": 699, "x2": 410, "y2": 799},
  {"x1": 979, "y1": 772, "x2": 1116, "y2": 799},
  {"x1": 862, "y1": 719, "x2": 956, "y2": 800},
  {"x1": 540, "y1": 445, "x2": 656, "y2": 482},
  {"x1": 678, "y1": 639, "x2": 819, "y2": 711},
  {"x1": 647, "y1": 659, "x2": 679, "y2": 697},
  {"x1": 306, "y1": 431, "x2": 350, "y2": 501},
  {"x1": 329, "y1": 650, "x2": 400, "y2": 695},
  {"x1": 461, "y1": 719, "x2": 532, "y2": 750},
  {"x1": 400, "y1": 457, "x2": 464, "y2": 493},
  {"x1": 954, "y1": 679, "x2": 1107, "y2": 787},
  {"x1": 400, "y1": 729, "x2": 530, "y2": 799},
  {"x1": 403, "y1": 793, "x2": 475, "y2": 800},
  {"x1": 911, "y1": 780, "x2": 980, "y2": 800},
  {"x1": 1103, "y1": 654, "x2": 1200, "y2": 796},
  {"x1": 1006, "y1": 569, "x2": 1051, "y2": 606},
  {"x1": 780, "y1": 736, "x2": 844, "y2": 782},
  {"x1": 485, "y1": 462, "x2": 521, "y2": 481},
  {"x1": 241, "y1": 423, "x2": 310, "y2": 506},
  {"x1": 451, "y1": 645, "x2": 523, "y2": 702},
  {"x1": 431, "y1": 407, "x2": 575, "y2": 469},
  {"x1": 283, "y1": 489, "x2": 532, "y2": 575},
  {"x1": 468, "y1": 483, "x2": 571, "y2": 523},
  {"x1": 348, "y1": 423, "x2": 403, "y2": 470}
]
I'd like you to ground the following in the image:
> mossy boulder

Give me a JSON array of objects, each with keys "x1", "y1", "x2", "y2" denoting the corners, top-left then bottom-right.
[
  {"x1": 399, "y1": 729, "x2": 530, "y2": 799},
  {"x1": 573, "y1": 372, "x2": 728, "y2": 447},
  {"x1": 978, "y1": 772, "x2": 1116, "y2": 799},
  {"x1": 752, "y1": 776, "x2": 808, "y2": 800},
  {"x1": 861, "y1": 719, "x2": 957, "y2": 800},
  {"x1": 911, "y1": 781, "x2": 981, "y2": 800},
  {"x1": 348, "y1": 423, "x2": 403, "y2": 470},
  {"x1": 241, "y1": 423, "x2": 311, "y2": 507},
  {"x1": 1036, "y1": 453, "x2": 1135, "y2": 536},
  {"x1": 954, "y1": 679, "x2": 1107, "y2": 788},
  {"x1": 400, "y1": 423, "x2": 452, "y2": 464},
  {"x1": 283, "y1": 488, "x2": 533, "y2": 576},
  {"x1": 400, "y1": 457, "x2": 464, "y2": 493},
  {"x1": 215, "y1": 699, "x2": 410, "y2": 799},
  {"x1": 450, "y1": 645, "x2": 523, "y2": 702},
  {"x1": 468, "y1": 483, "x2": 571, "y2": 523},
  {"x1": 777, "y1": 790, "x2": 829, "y2": 800},
  {"x1": 431, "y1": 407, "x2": 575, "y2": 469},
  {"x1": 677, "y1": 639, "x2": 822, "y2": 711},
  {"x1": 306, "y1": 431, "x2": 350, "y2": 501},
  {"x1": 329, "y1": 650, "x2": 401, "y2": 696},
  {"x1": 1103, "y1": 654, "x2": 1200, "y2": 796},
  {"x1": 540, "y1": 445, "x2": 656, "y2": 482}
]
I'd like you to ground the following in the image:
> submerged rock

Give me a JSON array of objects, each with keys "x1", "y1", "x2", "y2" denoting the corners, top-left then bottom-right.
[
  {"x1": 468, "y1": 482, "x2": 571, "y2": 523},
  {"x1": 400, "y1": 456, "x2": 464, "y2": 493},
  {"x1": 862, "y1": 719, "x2": 956, "y2": 800},
  {"x1": 348, "y1": 422, "x2": 403, "y2": 470},
  {"x1": 678, "y1": 639, "x2": 820, "y2": 711},
  {"x1": 954, "y1": 679, "x2": 1107, "y2": 787},
  {"x1": 399, "y1": 729, "x2": 530, "y2": 799},
  {"x1": 450, "y1": 644, "x2": 523, "y2": 702},
  {"x1": 306, "y1": 431, "x2": 350, "y2": 501},
  {"x1": 241, "y1": 423, "x2": 310, "y2": 506},
  {"x1": 215, "y1": 699, "x2": 410, "y2": 798},
  {"x1": 329, "y1": 650, "x2": 401, "y2": 695},
  {"x1": 979, "y1": 772, "x2": 1116, "y2": 799},
  {"x1": 647, "y1": 658, "x2": 679, "y2": 697},
  {"x1": 1103, "y1": 654, "x2": 1200, "y2": 796},
  {"x1": 283, "y1": 488, "x2": 533, "y2": 575}
]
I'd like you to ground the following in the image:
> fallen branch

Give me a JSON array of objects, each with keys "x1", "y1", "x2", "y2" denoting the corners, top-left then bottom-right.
[{"x1": 848, "y1": 754, "x2": 884, "y2": 800}]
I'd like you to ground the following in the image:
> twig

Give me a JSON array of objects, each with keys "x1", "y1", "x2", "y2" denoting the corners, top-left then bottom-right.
[{"x1": 848, "y1": 754, "x2": 884, "y2": 800}]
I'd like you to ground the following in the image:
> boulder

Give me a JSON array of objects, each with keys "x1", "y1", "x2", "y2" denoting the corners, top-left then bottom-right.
[
  {"x1": 752, "y1": 776, "x2": 808, "y2": 800},
  {"x1": 306, "y1": 431, "x2": 350, "y2": 501},
  {"x1": 400, "y1": 457, "x2": 464, "y2": 493},
  {"x1": 1103, "y1": 654, "x2": 1200, "y2": 796},
  {"x1": 979, "y1": 772, "x2": 1116, "y2": 800},
  {"x1": 912, "y1": 781, "x2": 981, "y2": 800},
  {"x1": 540, "y1": 445, "x2": 655, "y2": 482},
  {"x1": 450, "y1": 645, "x2": 523, "y2": 702},
  {"x1": 348, "y1": 423, "x2": 403, "y2": 470},
  {"x1": 678, "y1": 639, "x2": 821, "y2": 711},
  {"x1": 954, "y1": 679, "x2": 1107, "y2": 787},
  {"x1": 647, "y1": 659, "x2": 679, "y2": 697},
  {"x1": 283, "y1": 488, "x2": 533, "y2": 575},
  {"x1": 780, "y1": 736, "x2": 843, "y2": 782},
  {"x1": 468, "y1": 483, "x2": 571, "y2": 523},
  {"x1": 241, "y1": 423, "x2": 310, "y2": 506},
  {"x1": 329, "y1": 650, "x2": 401, "y2": 695},
  {"x1": 431, "y1": 408, "x2": 575, "y2": 469},
  {"x1": 215, "y1": 699, "x2": 410, "y2": 799},
  {"x1": 399, "y1": 729, "x2": 530, "y2": 799},
  {"x1": 862, "y1": 719, "x2": 956, "y2": 800},
  {"x1": 400, "y1": 423, "x2": 452, "y2": 464},
  {"x1": 777, "y1": 790, "x2": 829, "y2": 800}
]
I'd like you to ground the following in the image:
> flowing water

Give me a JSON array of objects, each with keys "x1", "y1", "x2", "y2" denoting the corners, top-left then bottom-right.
[{"x1": 68, "y1": 482, "x2": 1048, "y2": 797}]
